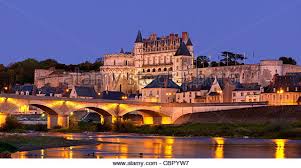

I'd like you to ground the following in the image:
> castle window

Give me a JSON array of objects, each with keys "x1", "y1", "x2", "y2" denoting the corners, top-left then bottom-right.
[
  {"x1": 114, "y1": 60, "x2": 116, "y2": 65},
  {"x1": 158, "y1": 68, "x2": 161, "y2": 72},
  {"x1": 147, "y1": 69, "x2": 150, "y2": 72},
  {"x1": 169, "y1": 67, "x2": 173, "y2": 71},
  {"x1": 125, "y1": 60, "x2": 128, "y2": 66},
  {"x1": 143, "y1": 69, "x2": 145, "y2": 72},
  {"x1": 164, "y1": 68, "x2": 167, "y2": 71},
  {"x1": 152, "y1": 68, "x2": 156, "y2": 72}
]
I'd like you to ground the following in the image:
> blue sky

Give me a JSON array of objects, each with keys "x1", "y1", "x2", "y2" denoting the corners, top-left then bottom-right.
[{"x1": 0, "y1": 0, "x2": 300, "y2": 65}]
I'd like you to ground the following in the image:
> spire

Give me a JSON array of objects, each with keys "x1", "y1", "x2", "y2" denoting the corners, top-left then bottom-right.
[
  {"x1": 135, "y1": 30, "x2": 143, "y2": 43},
  {"x1": 120, "y1": 48, "x2": 124, "y2": 53},
  {"x1": 174, "y1": 42, "x2": 192, "y2": 56},
  {"x1": 186, "y1": 38, "x2": 193, "y2": 46}
]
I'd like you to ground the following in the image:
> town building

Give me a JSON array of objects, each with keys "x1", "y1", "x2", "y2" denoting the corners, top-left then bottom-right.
[
  {"x1": 34, "y1": 67, "x2": 102, "y2": 92},
  {"x1": 261, "y1": 73, "x2": 301, "y2": 105},
  {"x1": 69, "y1": 86, "x2": 98, "y2": 99},
  {"x1": 142, "y1": 76, "x2": 180, "y2": 103},
  {"x1": 232, "y1": 83, "x2": 261, "y2": 102}
]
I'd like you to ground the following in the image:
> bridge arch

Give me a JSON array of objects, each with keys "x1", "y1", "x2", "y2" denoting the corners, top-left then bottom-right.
[
  {"x1": 69, "y1": 106, "x2": 116, "y2": 127},
  {"x1": 29, "y1": 104, "x2": 58, "y2": 115},
  {"x1": 122, "y1": 109, "x2": 171, "y2": 125}
]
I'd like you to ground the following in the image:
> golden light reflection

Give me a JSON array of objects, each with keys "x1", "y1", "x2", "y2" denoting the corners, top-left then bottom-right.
[
  {"x1": 61, "y1": 146, "x2": 73, "y2": 158},
  {"x1": 164, "y1": 137, "x2": 174, "y2": 158},
  {"x1": 96, "y1": 144, "x2": 103, "y2": 151},
  {"x1": 143, "y1": 117, "x2": 154, "y2": 125},
  {"x1": 0, "y1": 113, "x2": 7, "y2": 127},
  {"x1": 19, "y1": 151, "x2": 28, "y2": 159},
  {"x1": 213, "y1": 137, "x2": 224, "y2": 159},
  {"x1": 65, "y1": 134, "x2": 74, "y2": 140},
  {"x1": 274, "y1": 139, "x2": 287, "y2": 159},
  {"x1": 119, "y1": 144, "x2": 128, "y2": 158},
  {"x1": 0, "y1": 97, "x2": 6, "y2": 103},
  {"x1": 40, "y1": 149, "x2": 44, "y2": 159}
]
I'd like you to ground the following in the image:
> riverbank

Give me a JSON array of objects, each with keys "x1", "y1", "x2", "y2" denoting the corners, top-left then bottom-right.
[
  {"x1": 0, "y1": 134, "x2": 101, "y2": 154},
  {"x1": 121, "y1": 122, "x2": 301, "y2": 139}
]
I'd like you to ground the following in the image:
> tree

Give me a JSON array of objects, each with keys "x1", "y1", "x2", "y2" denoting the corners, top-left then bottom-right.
[
  {"x1": 219, "y1": 51, "x2": 247, "y2": 66},
  {"x1": 195, "y1": 56, "x2": 210, "y2": 68},
  {"x1": 279, "y1": 56, "x2": 297, "y2": 65},
  {"x1": 210, "y1": 61, "x2": 219, "y2": 67},
  {"x1": 39, "y1": 59, "x2": 59, "y2": 69}
]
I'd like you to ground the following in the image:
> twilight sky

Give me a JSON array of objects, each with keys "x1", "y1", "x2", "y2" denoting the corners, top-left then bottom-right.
[{"x1": 0, "y1": 0, "x2": 300, "y2": 65}]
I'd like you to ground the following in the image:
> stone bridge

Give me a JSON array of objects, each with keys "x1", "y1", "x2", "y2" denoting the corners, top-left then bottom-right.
[{"x1": 0, "y1": 94, "x2": 267, "y2": 129}]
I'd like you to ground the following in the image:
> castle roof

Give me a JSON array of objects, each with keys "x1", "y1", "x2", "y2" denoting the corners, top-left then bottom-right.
[
  {"x1": 135, "y1": 30, "x2": 143, "y2": 43},
  {"x1": 101, "y1": 91, "x2": 125, "y2": 100},
  {"x1": 174, "y1": 42, "x2": 191, "y2": 56},
  {"x1": 186, "y1": 38, "x2": 193, "y2": 46},
  {"x1": 74, "y1": 86, "x2": 97, "y2": 98},
  {"x1": 144, "y1": 76, "x2": 180, "y2": 89},
  {"x1": 234, "y1": 83, "x2": 261, "y2": 91}
]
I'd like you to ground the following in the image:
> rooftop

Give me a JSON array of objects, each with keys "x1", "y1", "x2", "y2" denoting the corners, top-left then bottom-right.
[{"x1": 144, "y1": 76, "x2": 180, "y2": 89}]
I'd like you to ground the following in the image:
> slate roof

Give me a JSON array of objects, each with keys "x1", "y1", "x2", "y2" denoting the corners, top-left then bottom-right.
[
  {"x1": 14, "y1": 84, "x2": 37, "y2": 94},
  {"x1": 264, "y1": 73, "x2": 301, "y2": 93},
  {"x1": 174, "y1": 42, "x2": 191, "y2": 56},
  {"x1": 181, "y1": 77, "x2": 228, "y2": 92},
  {"x1": 38, "y1": 86, "x2": 65, "y2": 96},
  {"x1": 135, "y1": 30, "x2": 143, "y2": 43},
  {"x1": 234, "y1": 83, "x2": 261, "y2": 91},
  {"x1": 74, "y1": 86, "x2": 97, "y2": 98},
  {"x1": 101, "y1": 91, "x2": 125, "y2": 100},
  {"x1": 208, "y1": 92, "x2": 220, "y2": 96},
  {"x1": 186, "y1": 38, "x2": 193, "y2": 46},
  {"x1": 144, "y1": 76, "x2": 180, "y2": 89}
]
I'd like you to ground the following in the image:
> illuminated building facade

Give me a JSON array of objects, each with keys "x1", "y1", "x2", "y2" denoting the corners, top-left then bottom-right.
[{"x1": 261, "y1": 73, "x2": 301, "y2": 105}]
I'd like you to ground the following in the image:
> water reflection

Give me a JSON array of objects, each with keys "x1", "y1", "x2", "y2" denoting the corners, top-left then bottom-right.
[
  {"x1": 40, "y1": 149, "x2": 44, "y2": 159},
  {"x1": 274, "y1": 139, "x2": 287, "y2": 159},
  {"x1": 164, "y1": 137, "x2": 174, "y2": 158},
  {"x1": 119, "y1": 144, "x2": 128, "y2": 158},
  {"x1": 213, "y1": 137, "x2": 224, "y2": 159},
  {"x1": 10, "y1": 133, "x2": 301, "y2": 159}
]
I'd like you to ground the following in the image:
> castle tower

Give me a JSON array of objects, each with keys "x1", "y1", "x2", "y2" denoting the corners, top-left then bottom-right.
[
  {"x1": 134, "y1": 30, "x2": 144, "y2": 68},
  {"x1": 172, "y1": 42, "x2": 194, "y2": 86}
]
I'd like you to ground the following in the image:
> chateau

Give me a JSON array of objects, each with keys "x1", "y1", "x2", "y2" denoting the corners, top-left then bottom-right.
[
  {"x1": 34, "y1": 31, "x2": 301, "y2": 95},
  {"x1": 100, "y1": 31, "x2": 194, "y2": 94}
]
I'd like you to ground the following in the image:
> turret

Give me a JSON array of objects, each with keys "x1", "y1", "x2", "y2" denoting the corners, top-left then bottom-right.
[
  {"x1": 186, "y1": 38, "x2": 194, "y2": 57},
  {"x1": 134, "y1": 30, "x2": 144, "y2": 68},
  {"x1": 172, "y1": 42, "x2": 193, "y2": 85}
]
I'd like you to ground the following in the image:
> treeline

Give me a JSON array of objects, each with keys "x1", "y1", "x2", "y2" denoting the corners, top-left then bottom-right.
[
  {"x1": 195, "y1": 51, "x2": 297, "y2": 68},
  {"x1": 0, "y1": 58, "x2": 103, "y2": 90}
]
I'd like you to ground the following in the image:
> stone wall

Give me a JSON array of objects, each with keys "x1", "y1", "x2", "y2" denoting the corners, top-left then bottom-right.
[{"x1": 174, "y1": 106, "x2": 301, "y2": 124}]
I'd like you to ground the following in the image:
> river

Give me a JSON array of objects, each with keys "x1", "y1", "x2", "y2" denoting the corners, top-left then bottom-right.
[{"x1": 11, "y1": 133, "x2": 301, "y2": 158}]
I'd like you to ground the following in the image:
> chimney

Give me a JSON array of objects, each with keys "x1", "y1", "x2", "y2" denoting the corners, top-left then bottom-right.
[
  {"x1": 260, "y1": 87, "x2": 264, "y2": 93},
  {"x1": 182, "y1": 32, "x2": 188, "y2": 43}
]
